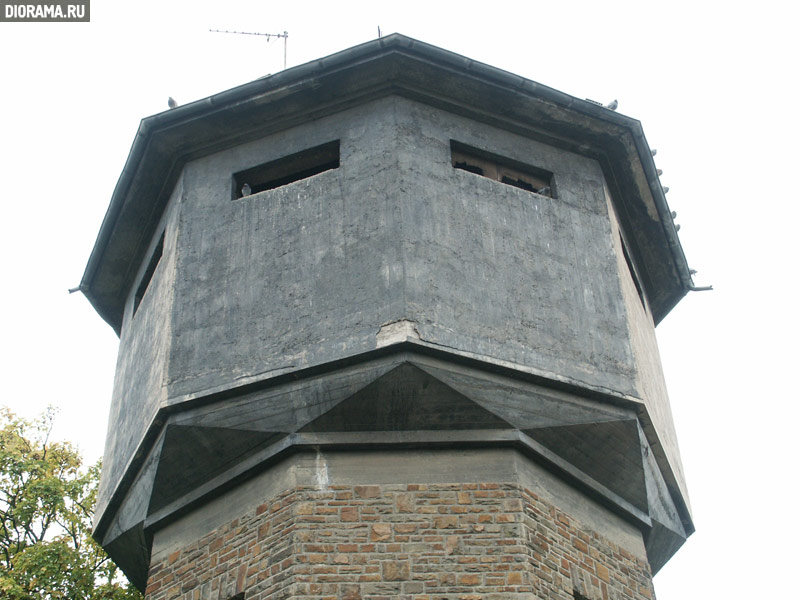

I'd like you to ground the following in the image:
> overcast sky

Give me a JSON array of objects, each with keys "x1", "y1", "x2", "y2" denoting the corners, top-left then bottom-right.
[{"x1": 1, "y1": 1, "x2": 797, "y2": 598}]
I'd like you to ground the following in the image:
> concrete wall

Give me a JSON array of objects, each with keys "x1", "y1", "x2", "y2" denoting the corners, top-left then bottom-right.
[
  {"x1": 166, "y1": 97, "x2": 405, "y2": 401},
  {"x1": 99, "y1": 94, "x2": 683, "y2": 521},
  {"x1": 394, "y1": 100, "x2": 636, "y2": 394},
  {"x1": 604, "y1": 188, "x2": 688, "y2": 505},
  {"x1": 97, "y1": 175, "x2": 182, "y2": 518},
  {"x1": 164, "y1": 95, "x2": 636, "y2": 401}
]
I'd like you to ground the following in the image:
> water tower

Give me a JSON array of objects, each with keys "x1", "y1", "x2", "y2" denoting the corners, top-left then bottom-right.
[{"x1": 82, "y1": 35, "x2": 694, "y2": 599}]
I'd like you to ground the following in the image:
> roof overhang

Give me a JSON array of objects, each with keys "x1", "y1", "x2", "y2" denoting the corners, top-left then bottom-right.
[{"x1": 81, "y1": 33, "x2": 692, "y2": 333}]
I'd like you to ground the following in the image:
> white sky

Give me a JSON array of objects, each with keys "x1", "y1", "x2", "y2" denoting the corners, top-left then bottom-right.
[{"x1": 0, "y1": 1, "x2": 797, "y2": 598}]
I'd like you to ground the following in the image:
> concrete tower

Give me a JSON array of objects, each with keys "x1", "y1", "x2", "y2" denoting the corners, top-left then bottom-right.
[{"x1": 82, "y1": 35, "x2": 694, "y2": 600}]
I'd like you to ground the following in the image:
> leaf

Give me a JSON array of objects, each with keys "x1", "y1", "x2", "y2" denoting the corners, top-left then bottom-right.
[{"x1": 0, "y1": 408, "x2": 143, "y2": 600}]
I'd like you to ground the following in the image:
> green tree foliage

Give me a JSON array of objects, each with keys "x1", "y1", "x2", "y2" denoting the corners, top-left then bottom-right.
[{"x1": 0, "y1": 408, "x2": 142, "y2": 600}]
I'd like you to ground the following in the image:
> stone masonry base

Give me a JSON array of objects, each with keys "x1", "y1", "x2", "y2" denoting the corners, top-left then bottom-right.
[{"x1": 144, "y1": 482, "x2": 654, "y2": 600}]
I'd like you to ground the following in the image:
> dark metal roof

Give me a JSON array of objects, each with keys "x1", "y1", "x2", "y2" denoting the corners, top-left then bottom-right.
[{"x1": 81, "y1": 33, "x2": 691, "y2": 333}]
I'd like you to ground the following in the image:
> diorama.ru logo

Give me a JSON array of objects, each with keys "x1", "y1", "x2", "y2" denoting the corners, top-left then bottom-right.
[{"x1": 1, "y1": 1, "x2": 89, "y2": 21}]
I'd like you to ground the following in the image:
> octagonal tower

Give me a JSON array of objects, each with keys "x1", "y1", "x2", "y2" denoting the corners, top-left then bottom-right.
[{"x1": 83, "y1": 35, "x2": 695, "y2": 599}]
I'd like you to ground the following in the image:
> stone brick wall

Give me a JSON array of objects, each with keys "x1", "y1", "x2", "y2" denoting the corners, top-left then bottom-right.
[
  {"x1": 521, "y1": 488, "x2": 653, "y2": 600},
  {"x1": 145, "y1": 483, "x2": 654, "y2": 600}
]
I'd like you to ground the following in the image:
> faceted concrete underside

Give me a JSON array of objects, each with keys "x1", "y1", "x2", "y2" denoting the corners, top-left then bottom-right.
[
  {"x1": 100, "y1": 350, "x2": 687, "y2": 590},
  {"x1": 144, "y1": 479, "x2": 656, "y2": 600}
]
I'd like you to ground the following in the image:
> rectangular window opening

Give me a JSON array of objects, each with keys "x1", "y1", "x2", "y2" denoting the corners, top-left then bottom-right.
[
  {"x1": 620, "y1": 234, "x2": 646, "y2": 310},
  {"x1": 233, "y1": 140, "x2": 340, "y2": 199},
  {"x1": 133, "y1": 231, "x2": 164, "y2": 316},
  {"x1": 451, "y1": 140, "x2": 555, "y2": 198}
]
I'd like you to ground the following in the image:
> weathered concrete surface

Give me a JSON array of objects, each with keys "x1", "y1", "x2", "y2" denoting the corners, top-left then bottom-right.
[
  {"x1": 606, "y1": 187, "x2": 690, "y2": 512},
  {"x1": 397, "y1": 101, "x2": 635, "y2": 393},
  {"x1": 83, "y1": 35, "x2": 690, "y2": 334},
  {"x1": 98, "y1": 96, "x2": 683, "y2": 520},
  {"x1": 166, "y1": 96, "x2": 636, "y2": 399},
  {"x1": 168, "y1": 98, "x2": 405, "y2": 399},
  {"x1": 96, "y1": 175, "x2": 181, "y2": 525}
]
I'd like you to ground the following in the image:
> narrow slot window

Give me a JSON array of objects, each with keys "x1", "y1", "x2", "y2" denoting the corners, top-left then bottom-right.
[
  {"x1": 133, "y1": 232, "x2": 164, "y2": 316},
  {"x1": 620, "y1": 234, "x2": 646, "y2": 310},
  {"x1": 234, "y1": 140, "x2": 340, "y2": 199},
  {"x1": 451, "y1": 140, "x2": 555, "y2": 198}
]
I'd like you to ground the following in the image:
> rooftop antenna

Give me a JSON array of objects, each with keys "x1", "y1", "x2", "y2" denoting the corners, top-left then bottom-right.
[{"x1": 209, "y1": 29, "x2": 288, "y2": 69}]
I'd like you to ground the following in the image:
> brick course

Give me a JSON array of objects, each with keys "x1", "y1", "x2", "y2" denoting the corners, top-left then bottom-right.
[{"x1": 145, "y1": 483, "x2": 655, "y2": 600}]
